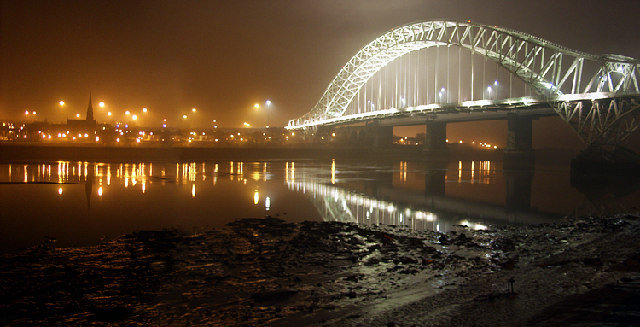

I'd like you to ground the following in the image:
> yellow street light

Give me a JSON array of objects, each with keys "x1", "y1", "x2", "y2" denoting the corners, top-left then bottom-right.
[
  {"x1": 132, "y1": 114, "x2": 138, "y2": 121},
  {"x1": 76, "y1": 113, "x2": 80, "y2": 118},
  {"x1": 125, "y1": 110, "x2": 130, "y2": 115},
  {"x1": 107, "y1": 112, "x2": 112, "y2": 116},
  {"x1": 191, "y1": 108, "x2": 196, "y2": 112},
  {"x1": 183, "y1": 114, "x2": 188, "y2": 119},
  {"x1": 243, "y1": 122, "x2": 251, "y2": 127},
  {"x1": 142, "y1": 107, "x2": 148, "y2": 113},
  {"x1": 98, "y1": 102, "x2": 105, "y2": 108},
  {"x1": 59, "y1": 101, "x2": 65, "y2": 107},
  {"x1": 253, "y1": 103, "x2": 260, "y2": 109}
]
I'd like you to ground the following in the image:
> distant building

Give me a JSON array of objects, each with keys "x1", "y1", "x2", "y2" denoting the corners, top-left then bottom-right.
[{"x1": 66, "y1": 95, "x2": 97, "y2": 133}]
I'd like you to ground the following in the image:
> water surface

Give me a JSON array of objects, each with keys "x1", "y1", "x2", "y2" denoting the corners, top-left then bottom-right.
[{"x1": 1, "y1": 157, "x2": 638, "y2": 250}]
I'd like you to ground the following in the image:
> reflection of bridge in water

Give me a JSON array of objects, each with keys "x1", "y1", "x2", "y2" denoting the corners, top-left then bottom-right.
[
  {"x1": 287, "y1": 21, "x2": 640, "y2": 152},
  {"x1": 286, "y1": 159, "x2": 555, "y2": 232}
]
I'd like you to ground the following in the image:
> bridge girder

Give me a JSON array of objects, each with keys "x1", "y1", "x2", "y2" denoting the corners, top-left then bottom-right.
[{"x1": 288, "y1": 20, "x2": 640, "y2": 138}]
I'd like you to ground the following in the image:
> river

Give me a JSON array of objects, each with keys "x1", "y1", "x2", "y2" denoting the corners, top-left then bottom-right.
[{"x1": 1, "y1": 155, "x2": 639, "y2": 251}]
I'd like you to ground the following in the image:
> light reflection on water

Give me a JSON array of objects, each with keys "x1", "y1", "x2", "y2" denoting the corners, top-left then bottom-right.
[{"x1": 0, "y1": 158, "x2": 639, "y2": 250}]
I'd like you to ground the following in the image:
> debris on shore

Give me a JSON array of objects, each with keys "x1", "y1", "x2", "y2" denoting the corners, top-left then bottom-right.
[{"x1": 1, "y1": 214, "x2": 640, "y2": 326}]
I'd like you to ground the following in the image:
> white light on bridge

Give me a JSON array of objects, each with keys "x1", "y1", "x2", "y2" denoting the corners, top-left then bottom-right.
[{"x1": 487, "y1": 86, "x2": 492, "y2": 92}]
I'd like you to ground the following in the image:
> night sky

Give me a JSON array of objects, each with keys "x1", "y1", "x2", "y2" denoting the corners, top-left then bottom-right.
[{"x1": 2, "y1": 0, "x2": 640, "y2": 147}]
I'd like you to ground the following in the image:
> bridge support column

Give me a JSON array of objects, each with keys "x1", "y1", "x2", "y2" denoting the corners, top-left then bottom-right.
[
  {"x1": 366, "y1": 122, "x2": 393, "y2": 149},
  {"x1": 424, "y1": 121, "x2": 447, "y2": 154},
  {"x1": 506, "y1": 116, "x2": 533, "y2": 154}
]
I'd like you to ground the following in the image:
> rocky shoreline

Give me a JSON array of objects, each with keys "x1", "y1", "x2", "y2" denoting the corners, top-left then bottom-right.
[{"x1": 1, "y1": 215, "x2": 640, "y2": 326}]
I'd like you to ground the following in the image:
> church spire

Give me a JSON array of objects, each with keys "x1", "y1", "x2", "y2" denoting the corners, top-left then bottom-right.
[{"x1": 86, "y1": 93, "x2": 94, "y2": 121}]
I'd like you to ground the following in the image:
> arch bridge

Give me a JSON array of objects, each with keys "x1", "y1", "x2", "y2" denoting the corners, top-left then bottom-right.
[{"x1": 287, "y1": 21, "x2": 640, "y2": 149}]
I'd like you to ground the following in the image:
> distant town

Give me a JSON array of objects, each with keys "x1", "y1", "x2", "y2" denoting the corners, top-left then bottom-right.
[{"x1": 1, "y1": 99, "x2": 503, "y2": 150}]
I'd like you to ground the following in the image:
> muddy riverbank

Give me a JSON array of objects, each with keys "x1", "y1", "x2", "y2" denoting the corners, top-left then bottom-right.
[{"x1": 1, "y1": 214, "x2": 639, "y2": 326}]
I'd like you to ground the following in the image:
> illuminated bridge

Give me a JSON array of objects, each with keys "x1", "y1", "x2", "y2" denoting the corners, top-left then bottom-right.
[{"x1": 287, "y1": 21, "x2": 640, "y2": 150}]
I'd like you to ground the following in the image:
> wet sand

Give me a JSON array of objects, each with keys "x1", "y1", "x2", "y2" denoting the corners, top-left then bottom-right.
[{"x1": 1, "y1": 215, "x2": 640, "y2": 326}]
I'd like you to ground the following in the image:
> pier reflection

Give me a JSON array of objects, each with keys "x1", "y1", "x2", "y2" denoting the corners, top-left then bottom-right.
[{"x1": 287, "y1": 157, "x2": 553, "y2": 232}]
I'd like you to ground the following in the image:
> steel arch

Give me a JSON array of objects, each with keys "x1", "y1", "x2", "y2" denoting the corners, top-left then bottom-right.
[{"x1": 290, "y1": 20, "x2": 639, "y2": 129}]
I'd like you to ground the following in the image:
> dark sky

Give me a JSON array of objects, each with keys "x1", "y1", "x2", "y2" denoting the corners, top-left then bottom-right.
[{"x1": 2, "y1": 0, "x2": 640, "y2": 142}]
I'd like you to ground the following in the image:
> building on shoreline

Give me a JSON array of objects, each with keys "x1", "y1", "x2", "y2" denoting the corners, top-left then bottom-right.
[{"x1": 66, "y1": 95, "x2": 97, "y2": 134}]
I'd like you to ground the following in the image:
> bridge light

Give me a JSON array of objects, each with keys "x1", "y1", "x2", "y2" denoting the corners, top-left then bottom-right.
[
  {"x1": 254, "y1": 103, "x2": 260, "y2": 109},
  {"x1": 24, "y1": 110, "x2": 29, "y2": 115},
  {"x1": 142, "y1": 107, "x2": 148, "y2": 113},
  {"x1": 487, "y1": 86, "x2": 492, "y2": 92},
  {"x1": 183, "y1": 114, "x2": 188, "y2": 119},
  {"x1": 76, "y1": 113, "x2": 80, "y2": 118},
  {"x1": 59, "y1": 101, "x2": 65, "y2": 107},
  {"x1": 132, "y1": 114, "x2": 138, "y2": 121},
  {"x1": 494, "y1": 80, "x2": 498, "y2": 86},
  {"x1": 192, "y1": 107, "x2": 197, "y2": 112},
  {"x1": 265, "y1": 100, "x2": 271, "y2": 107},
  {"x1": 125, "y1": 110, "x2": 130, "y2": 115},
  {"x1": 441, "y1": 87, "x2": 445, "y2": 93},
  {"x1": 99, "y1": 102, "x2": 105, "y2": 108},
  {"x1": 107, "y1": 111, "x2": 112, "y2": 116}
]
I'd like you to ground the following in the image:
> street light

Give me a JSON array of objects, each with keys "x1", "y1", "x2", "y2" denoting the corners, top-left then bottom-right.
[
  {"x1": 265, "y1": 100, "x2": 271, "y2": 128},
  {"x1": 98, "y1": 102, "x2": 105, "y2": 108},
  {"x1": 59, "y1": 101, "x2": 65, "y2": 107}
]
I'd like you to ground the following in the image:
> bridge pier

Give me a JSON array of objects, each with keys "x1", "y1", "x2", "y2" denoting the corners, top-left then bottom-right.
[
  {"x1": 424, "y1": 121, "x2": 447, "y2": 155},
  {"x1": 366, "y1": 123, "x2": 394, "y2": 148},
  {"x1": 506, "y1": 115, "x2": 534, "y2": 155}
]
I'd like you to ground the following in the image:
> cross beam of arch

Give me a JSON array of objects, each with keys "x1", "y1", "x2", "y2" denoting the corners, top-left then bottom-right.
[{"x1": 288, "y1": 20, "x2": 640, "y2": 143}]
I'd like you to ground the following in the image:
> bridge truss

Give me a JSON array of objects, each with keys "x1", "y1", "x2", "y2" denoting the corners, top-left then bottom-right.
[{"x1": 288, "y1": 21, "x2": 640, "y2": 146}]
